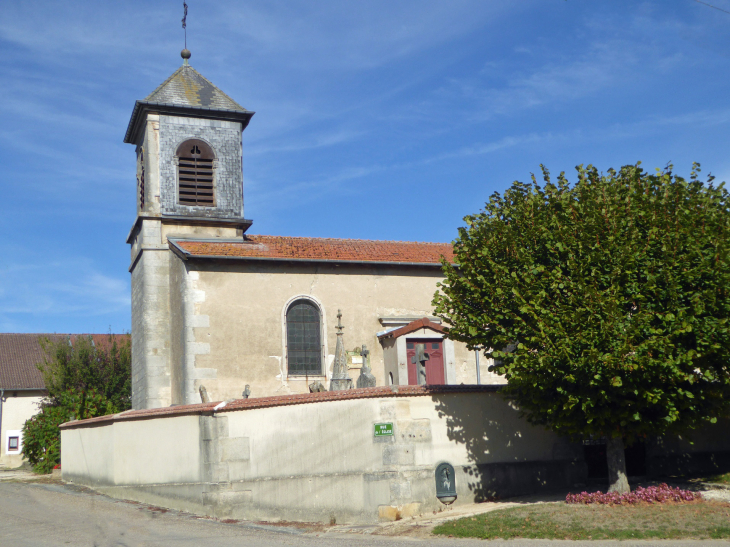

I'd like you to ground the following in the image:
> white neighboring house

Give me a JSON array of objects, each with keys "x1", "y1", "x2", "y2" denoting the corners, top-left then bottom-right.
[{"x1": 0, "y1": 334, "x2": 52, "y2": 468}]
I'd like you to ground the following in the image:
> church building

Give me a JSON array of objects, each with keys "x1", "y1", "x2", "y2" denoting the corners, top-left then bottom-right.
[{"x1": 124, "y1": 50, "x2": 503, "y2": 410}]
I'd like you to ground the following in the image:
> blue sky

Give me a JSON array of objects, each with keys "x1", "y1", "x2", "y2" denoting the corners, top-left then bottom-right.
[{"x1": 1, "y1": 1, "x2": 729, "y2": 334}]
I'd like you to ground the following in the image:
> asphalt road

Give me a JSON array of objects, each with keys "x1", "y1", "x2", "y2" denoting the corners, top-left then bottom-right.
[{"x1": 1, "y1": 480, "x2": 729, "y2": 547}]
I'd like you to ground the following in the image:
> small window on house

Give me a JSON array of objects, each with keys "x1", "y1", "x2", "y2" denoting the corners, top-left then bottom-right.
[
  {"x1": 286, "y1": 299, "x2": 322, "y2": 375},
  {"x1": 432, "y1": 342, "x2": 440, "y2": 350},
  {"x1": 177, "y1": 139, "x2": 215, "y2": 206},
  {"x1": 407, "y1": 342, "x2": 414, "y2": 349},
  {"x1": 8, "y1": 437, "x2": 19, "y2": 451}
]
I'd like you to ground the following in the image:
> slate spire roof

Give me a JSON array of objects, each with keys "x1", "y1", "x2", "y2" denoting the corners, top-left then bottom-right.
[
  {"x1": 124, "y1": 60, "x2": 254, "y2": 144},
  {"x1": 143, "y1": 64, "x2": 250, "y2": 113}
]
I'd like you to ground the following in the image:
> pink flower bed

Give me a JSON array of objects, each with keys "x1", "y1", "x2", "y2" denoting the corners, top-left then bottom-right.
[{"x1": 566, "y1": 483, "x2": 702, "y2": 505}]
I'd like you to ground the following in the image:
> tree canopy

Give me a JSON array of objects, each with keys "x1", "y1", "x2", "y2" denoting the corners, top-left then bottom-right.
[
  {"x1": 22, "y1": 333, "x2": 131, "y2": 473},
  {"x1": 433, "y1": 163, "x2": 730, "y2": 490},
  {"x1": 38, "y1": 333, "x2": 131, "y2": 410}
]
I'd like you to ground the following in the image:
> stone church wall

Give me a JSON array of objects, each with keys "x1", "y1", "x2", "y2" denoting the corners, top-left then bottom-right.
[
  {"x1": 167, "y1": 257, "x2": 501, "y2": 405},
  {"x1": 130, "y1": 244, "x2": 172, "y2": 410}
]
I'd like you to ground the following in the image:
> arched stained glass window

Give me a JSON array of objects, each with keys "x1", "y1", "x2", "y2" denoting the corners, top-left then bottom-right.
[{"x1": 286, "y1": 300, "x2": 322, "y2": 375}]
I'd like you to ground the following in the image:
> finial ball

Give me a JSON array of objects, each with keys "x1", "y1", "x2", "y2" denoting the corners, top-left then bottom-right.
[{"x1": 181, "y1": 48, "x2": 191, "y2": 60}]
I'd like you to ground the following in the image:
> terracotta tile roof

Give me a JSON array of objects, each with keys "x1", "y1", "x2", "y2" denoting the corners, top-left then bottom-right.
[
  {"x1": 59, "y1": 385, "x2": 501, "y2": 429},
  {"x1": 377, "y1": 317, "x2": 446, "y2": 339},
  {"x1": 0, "y1": 333, "x2": 130, "y2": 391},
  {"x1": 172, "y1": 235, "x2": 454, "y2": 265}
]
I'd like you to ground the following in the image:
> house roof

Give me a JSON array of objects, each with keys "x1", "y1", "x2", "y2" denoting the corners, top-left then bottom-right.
[
  {"x1": 143, "y1": 65, "x2": 250, "y2": 112},
  {"x1": 0, "y1": 333, "x2": 130, "y2": 391},
  {"x1": 377, "y1": 317, "x2": 446, "y2": 339},
  {"x1": 170, "y1": 235, "x2": 454, "y2": 266},
  {"x1": 0, "y1": 334, "x2": 58, "y2": 390}
]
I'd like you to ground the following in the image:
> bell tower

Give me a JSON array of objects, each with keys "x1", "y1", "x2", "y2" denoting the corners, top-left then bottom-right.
[{"x1": 124, "y1": 50, "x2": 254, "y2": 409}]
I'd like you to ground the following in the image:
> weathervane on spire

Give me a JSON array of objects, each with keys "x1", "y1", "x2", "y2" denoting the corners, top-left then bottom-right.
[{"x1": 181, "y1": 2, "x2": 191, "y2": 65}]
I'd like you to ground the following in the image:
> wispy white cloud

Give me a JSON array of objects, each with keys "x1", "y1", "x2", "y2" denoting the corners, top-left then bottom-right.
[
  {"x1": 436, "y1": 39, "x2": 676, "y2": 122},
  {"x1": 247, "y1": 128, "x2": 364, "y2": 156},
  {"x1": 0, "y1": 256, "x2": 130, "y2": 325},
  {"x1": 213, "y1": 2, "x2": 522, "y2": 71},
  {"x1": 248, "y1": 102, "x2": 730, "y2": 215}
]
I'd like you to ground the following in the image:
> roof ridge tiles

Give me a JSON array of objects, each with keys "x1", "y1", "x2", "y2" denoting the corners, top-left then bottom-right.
[{"x1": 246, "y1": 234, "x2": 452, "y2": 246}]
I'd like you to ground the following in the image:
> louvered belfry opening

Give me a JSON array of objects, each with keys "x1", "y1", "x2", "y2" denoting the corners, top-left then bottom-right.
[
  {"x1": 177, "y1": 139, "x2": 215, "y2": 206},
  {"x1": 138, "y1": 150, "x2": 145, "y2": 210}
]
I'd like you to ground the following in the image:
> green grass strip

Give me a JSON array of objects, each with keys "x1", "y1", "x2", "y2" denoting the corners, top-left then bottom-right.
[{"x1": 432, "y1": 501, "x2": 730, "y2": 540}]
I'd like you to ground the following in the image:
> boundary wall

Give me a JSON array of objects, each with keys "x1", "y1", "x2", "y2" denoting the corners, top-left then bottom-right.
[{"x1": 61, "y1": 386, "x2": 586, "y2": 523}]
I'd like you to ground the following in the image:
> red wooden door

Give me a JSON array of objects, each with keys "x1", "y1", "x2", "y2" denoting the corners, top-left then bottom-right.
[{"x1": 406, "y1": 339, "x2": 445, "y2": 385}]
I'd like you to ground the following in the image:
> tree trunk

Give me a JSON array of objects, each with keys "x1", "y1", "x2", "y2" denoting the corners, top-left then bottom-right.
[{"x1": 606, "y1": 436, "x2": 630, "y2": 494}]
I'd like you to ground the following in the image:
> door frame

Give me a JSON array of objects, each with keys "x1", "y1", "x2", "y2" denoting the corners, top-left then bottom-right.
[{"x1": 406, "y1": 338, "x2": 446, "y2": 385}]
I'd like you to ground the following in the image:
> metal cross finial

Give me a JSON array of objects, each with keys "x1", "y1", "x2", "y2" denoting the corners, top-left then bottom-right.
[
  {"x1": 180, "y1": 2, "x2": 192, "y2": 64},
  {"x1": 336, "y1": 309, "x2": 344, "y2": 333},
  {"x1": 182, "y1": 2, "x2": 188, "y2": 49}
]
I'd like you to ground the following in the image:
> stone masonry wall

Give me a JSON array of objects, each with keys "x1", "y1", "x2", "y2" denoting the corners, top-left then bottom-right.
[
  {"x1": 169, "y1": 253, "x2": 216, "y2": 406},
  {"x1": 158, "y1": 115, "x2": 243, "y2": 219},
  {"x1": 130, "y1": 219, "x2": 173, "y2": 410},
  {"x1": 130, "y1": 260, "x2": 147, "y2": 410}
]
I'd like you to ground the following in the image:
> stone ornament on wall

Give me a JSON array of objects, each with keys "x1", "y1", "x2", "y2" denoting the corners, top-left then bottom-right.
[{"x1": 329, "y1": 310, "x2": 353, "y2": 391}]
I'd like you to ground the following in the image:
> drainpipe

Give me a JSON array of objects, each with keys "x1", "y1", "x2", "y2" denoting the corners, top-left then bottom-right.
[{"x1": 475, "y1": 349, "x2": 481, "y2": 385}]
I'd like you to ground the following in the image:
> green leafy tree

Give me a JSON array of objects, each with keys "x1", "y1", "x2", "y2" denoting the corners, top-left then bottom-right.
[
  {"x1": 433, "y1": 163, "x2": 730, "y2": 493},
  {"x1": 38, "y1": 333, "x2": 131, "y2": 410},
  {"x1": 21, "y1": 390, "x2": 115, "y2": 474},
  {"x1": 21, "y1": 333, "x2": 131, "y2": 474}
]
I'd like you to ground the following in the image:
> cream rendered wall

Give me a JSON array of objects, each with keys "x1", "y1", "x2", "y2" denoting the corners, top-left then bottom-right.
[
  {"x1": 382, "y1": 337, "x2": 398, "y2": 386},
  {"x1": 61, "y1": 390, "x2": 584, "y2": 523},
  {"x1": 178, "y1": 260, "x2": 503, "y2": 404},
  {"x1": 62, "y1": 415, "x2": 201, "y2": 486},
  {"x1": 61, "y1": 424, "x2": 116, "y2": 484},
  {"x1": 223, "y1": 392, "x2": 570, "y2": 479},
  {"x1": 113, "y1": 417, "x2": 201, "y2": 484},
  {"x1": 0, "y1": 392, "x2": 44, "y2": 468}
]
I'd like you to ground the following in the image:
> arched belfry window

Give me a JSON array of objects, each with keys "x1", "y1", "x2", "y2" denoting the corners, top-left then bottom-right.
[
  {"x1": 137, "y1": 148, "x2": 145, "y2": 210},
  {"x1": 286, "y1": 299, "x2": 322, "y2": 375},
  {"x1": 177, "y1": 139, "x2": 215, "y2": 206}
]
